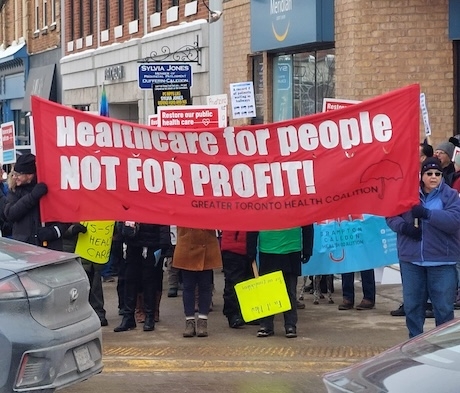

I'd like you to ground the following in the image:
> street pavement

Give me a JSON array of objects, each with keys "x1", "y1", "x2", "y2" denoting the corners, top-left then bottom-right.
[{"x1": 62, "y1": 270, "x2": 459, "y2": 393}]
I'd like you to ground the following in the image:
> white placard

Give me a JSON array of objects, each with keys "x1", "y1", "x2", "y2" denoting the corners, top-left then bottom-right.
[
  {"x1": 229, "y1": 82, "x2": 256, "y2": 119},
  {"x1": 420, "y1": 93, "x2": 432, "y2": 136}
]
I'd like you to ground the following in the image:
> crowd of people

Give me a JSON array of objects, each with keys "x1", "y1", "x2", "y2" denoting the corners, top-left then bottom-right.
[{"x1": 1, "y1": 142, "x2": 460, "y2": 339}]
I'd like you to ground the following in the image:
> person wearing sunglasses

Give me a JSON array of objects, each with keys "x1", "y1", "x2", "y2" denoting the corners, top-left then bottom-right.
[{"x1": 386, "y1": 157, "x2": 460, "y2": 338}]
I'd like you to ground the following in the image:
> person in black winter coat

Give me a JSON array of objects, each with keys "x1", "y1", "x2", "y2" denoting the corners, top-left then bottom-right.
[
  {"x1": 3, "y1": 154, "x2": 69, "y2": 250},
  {"x1": 114, "y1": 222, "x2": 171, "y2": 333}
]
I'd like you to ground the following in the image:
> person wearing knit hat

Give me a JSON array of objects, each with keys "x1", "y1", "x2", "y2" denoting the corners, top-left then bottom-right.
[
  {"x1": 420, "y1": 156, "x2": 443, "y2": 177},
  {"x1": 386, "y1": 153, "x2": 460, "y2": 338},
  {"x1": 14, "y1": 153, "x2": 37, "y2": 175},
  {"x1": 434, "y1": 141, "x2": 455, "y2": 181},
  {"x1": 451, "y1": 153, "x2": 460, "y2": 310},
  {"x1": 4, "y1": 155, "x2": 70, "y2": 251}
]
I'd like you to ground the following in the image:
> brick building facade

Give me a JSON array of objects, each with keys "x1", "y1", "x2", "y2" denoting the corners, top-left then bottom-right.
[
  {"x1": 223, "y1": 0, "x2": 459, "y2": 144},
  {"x1": 335, "y1": 0, "x2": 456, "y2": 144}
]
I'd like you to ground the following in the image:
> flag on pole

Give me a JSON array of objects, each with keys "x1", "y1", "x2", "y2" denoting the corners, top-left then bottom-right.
[{"x1": 99, "y1": 84, "x2": 109, "y2": 116}]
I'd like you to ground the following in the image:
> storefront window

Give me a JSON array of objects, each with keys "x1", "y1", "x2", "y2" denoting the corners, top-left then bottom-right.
[
  {"x1": 273, "y1": 48, "x2": 335, "y2": 121},
  {"x1": 13, "y1": 110, "x2": 29, "y2": 146}
]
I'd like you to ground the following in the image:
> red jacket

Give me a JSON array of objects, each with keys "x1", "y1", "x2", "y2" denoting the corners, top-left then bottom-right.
[{"x1": 220, "y1": 231, "x2": 248, "y2": 255}]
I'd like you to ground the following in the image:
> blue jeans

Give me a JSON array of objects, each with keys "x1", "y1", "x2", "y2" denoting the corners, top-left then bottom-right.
[
  {"x1": 400, "y1": 261, "x2": 457, "y2": 338},
  {"x1": 181, "y1": 269, "x2": 213, "y2": 317},
  {"x1": 341, "y1": 269, "x2": 375, "y2": 304}
]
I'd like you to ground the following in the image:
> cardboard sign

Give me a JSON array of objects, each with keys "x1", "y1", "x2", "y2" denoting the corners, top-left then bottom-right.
[
  {"x1": 74, "y1": 221, "x2": 115, "y2": 264},
  {"x1": 157, "y1": 105, "x2": 224, "y2": 128},
  {"x1": 235, "y1": 270, "x2": 291, "y2": 322},
  {"x1": 1, "y1": 121, "x2": 16, "y2": 164}
]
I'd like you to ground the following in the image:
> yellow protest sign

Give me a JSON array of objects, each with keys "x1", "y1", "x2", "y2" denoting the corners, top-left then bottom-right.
[
  {"x1": 235, "y1": 270, "x2": 291, "y2": 322},
  {"x1": 74, "y1": 221, "x2": 115, "y2": 264}
]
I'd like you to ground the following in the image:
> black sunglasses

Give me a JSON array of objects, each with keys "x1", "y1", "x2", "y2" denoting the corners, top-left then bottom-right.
[{"x1": 425, "y1": 172, "x2": 442, "y2": 177}]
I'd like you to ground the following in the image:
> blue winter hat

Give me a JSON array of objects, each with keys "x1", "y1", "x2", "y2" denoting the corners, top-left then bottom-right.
[{"x1": 421, "y1": 157, "x2": 443, "y2": 176}]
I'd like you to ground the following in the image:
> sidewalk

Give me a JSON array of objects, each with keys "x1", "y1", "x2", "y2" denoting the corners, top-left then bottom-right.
[
  {"x1": 65, "y1": 271, "x2": 459, "y2": 393},
  {"x1": 100, "y1": 270, "x2": 426, "y2": 363}
]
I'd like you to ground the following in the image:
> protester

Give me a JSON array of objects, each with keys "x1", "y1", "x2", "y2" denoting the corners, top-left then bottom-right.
[
  {"x1": 391, "y1": 139, "x2": 435, "y2": 318},
  {"x1": 220, "y1": 230, "x2": 258, "y2": 328},
  {"x1": 386, "y1": 157, "x2": 460, "y2": 338},
  {"x1": 173, "y1": 228, "x2": 222, "y2": 337},
  {"x1": 249, "y1": 225, "x2": 314, "y2": 338},
  {"x1": 337, "y1": 269, "x2": 375, "y2": 310},
  {"x1": 0, "y1": 165, "x2": 12, "y2": 237},
  {"x1": 4, "y1": 154, "x2": 68, "y2": 250},
  {"x1": 434, "y1": 140, "x2": 455, "y2": 182},
  {"x1": 63, "y1": 223, "x2": 108, "y2": 326},
  {"x1": 448, "y1": 152, "x2": 460, "y2": 310},
  {"x1": 166, "y1": 225, "x2": 181, "y2": 297},
  {"x1": 114, "y1": 222, "x2": 170, "y2": 333}
]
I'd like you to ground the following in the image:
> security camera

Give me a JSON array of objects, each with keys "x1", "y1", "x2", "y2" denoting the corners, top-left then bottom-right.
[
  {"x1": 202, "y1": 0, "x2": 223, "y2": 23},
  {"x1": 209, "y1": 10, "x2": 223, "y2": 23}
]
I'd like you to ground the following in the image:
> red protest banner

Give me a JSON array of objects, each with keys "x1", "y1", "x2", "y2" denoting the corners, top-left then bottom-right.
[{"x1": 31, "y1": 84, "x2": 420, "y2": 231}]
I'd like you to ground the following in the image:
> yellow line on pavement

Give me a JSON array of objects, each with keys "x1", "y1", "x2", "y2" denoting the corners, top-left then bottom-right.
[{"x1": 101, "y1": 358, "x2": 352, "y2": 373}]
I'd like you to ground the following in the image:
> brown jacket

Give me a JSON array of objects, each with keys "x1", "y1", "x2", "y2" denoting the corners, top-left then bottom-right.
[{"x1": 172, "y1": 227, "x2": 222, "y2": 271}]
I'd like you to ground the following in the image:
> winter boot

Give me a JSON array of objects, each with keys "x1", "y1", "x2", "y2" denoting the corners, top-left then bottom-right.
[
  {"x1": 154, "y1": 291, "x2": 162, "y2": 322},
  {"x1": 143, "y1": 314, "x2": 155, "y2": 331},
  {"x1": 183, "y1": 319, "x2": 196, "y2": 337},
  {"x1": 196, "y1": 318, "x2": 208, "y2": 337},
  {"x1": 113, "y1": 315, "x2": 136, "y2": 332},
  {"x1": 135, "y1": 293, "x2": 145, "y2": 323}
]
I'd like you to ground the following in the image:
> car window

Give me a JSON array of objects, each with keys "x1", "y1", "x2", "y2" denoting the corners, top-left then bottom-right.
[{"x1": 401, "y1": 321, "x2": 460, "y2": 371}]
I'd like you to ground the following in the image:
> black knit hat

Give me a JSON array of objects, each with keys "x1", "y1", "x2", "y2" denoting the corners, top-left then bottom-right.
[
  {"x1": 421, "y1": 157, "x2": 443, "y2": 176},
  {"x1": 14, "y1": 153, "x2": 36, "y2": 174}
]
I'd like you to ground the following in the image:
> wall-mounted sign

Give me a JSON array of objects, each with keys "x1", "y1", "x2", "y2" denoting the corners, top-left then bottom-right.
[
  {"x1": 138, "y1": 63, "x2": 193, "y2": 90},
  {"x1": 104, "y1": 65, "x2": 125, "y2": 81}
]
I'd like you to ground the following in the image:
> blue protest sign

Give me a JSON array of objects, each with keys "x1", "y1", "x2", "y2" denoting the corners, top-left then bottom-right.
[{"x1": 302, "y1": 215, "x2": 398, "y2": 276}]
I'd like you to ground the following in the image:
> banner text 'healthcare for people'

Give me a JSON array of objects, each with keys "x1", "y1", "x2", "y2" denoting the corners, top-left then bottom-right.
[{"x1": 31, "y1": 84, "x2": 420, "y2": 230}]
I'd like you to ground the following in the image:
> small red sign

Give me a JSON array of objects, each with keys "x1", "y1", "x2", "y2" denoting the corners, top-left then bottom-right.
[{"x1": 2, "y1": 123, "x2": 15, "y2": 150}]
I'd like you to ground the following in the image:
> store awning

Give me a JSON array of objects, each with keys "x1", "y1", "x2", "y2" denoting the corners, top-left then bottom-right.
[
  {"x1": 22, "y1": 64, "x2": 55, "y2": 112},
  {"x1": 0, "y1": 42, "x2": 27, "y2": 66}
]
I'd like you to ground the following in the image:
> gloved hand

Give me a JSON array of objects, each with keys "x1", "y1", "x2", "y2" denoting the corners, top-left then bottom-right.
[
  {"x1": 412, "y1": 205, "x2": 430, "y2": 219},
  {"x1": 71, "y1": 223, "x2": 87, "y2": 236},
  {"x1": 37, "y1": 226, "x2": 60, "y2": 242},
  {"x1": 401, "y1": 223, "x2": 422, "y2": 241},
  {"x1": 31, "y1": 183, "x2": 48, "y2": 200},
  {"x1": 302, "y1": 255, "x2": 311, "y2": 264}
]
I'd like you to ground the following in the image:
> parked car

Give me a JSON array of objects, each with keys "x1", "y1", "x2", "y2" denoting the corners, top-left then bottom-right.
[
  {"x1": 323, "y1": 317, "x2": 460, "y2": 392},
  {"x1": 0, "y1": 237, "x2": 103, "y2": 393}
]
